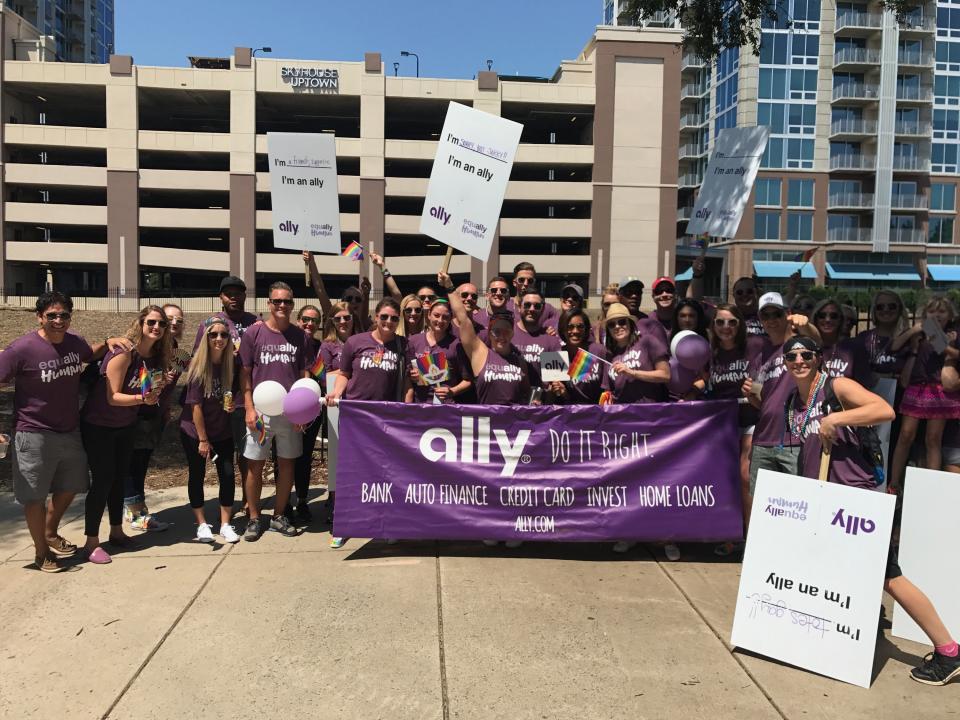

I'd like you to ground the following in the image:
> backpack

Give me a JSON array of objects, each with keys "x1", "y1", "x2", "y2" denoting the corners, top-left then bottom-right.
[{"x1": 821, "y1": 377, "x2": 886, "y2": 487}]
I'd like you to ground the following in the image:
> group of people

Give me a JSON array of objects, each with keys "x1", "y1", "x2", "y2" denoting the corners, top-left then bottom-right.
[{"x1": 1, "y1": 254, "x2": 958, "y2": 686}]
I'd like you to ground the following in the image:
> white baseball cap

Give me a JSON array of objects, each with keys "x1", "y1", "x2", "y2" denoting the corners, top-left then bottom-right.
[{"x1": 758, "y1": 292, "x2": 786, "y2": 311}]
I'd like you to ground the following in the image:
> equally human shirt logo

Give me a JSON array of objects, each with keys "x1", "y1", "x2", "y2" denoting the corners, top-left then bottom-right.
[{"x1": 419, "y1": 416, "x2": 530, "y2": 477}]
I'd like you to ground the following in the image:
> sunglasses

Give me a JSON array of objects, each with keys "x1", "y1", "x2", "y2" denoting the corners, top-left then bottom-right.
[
  {"x1": 44, "y1": 312, "x2": 71, "y2": 321},
  {"x1": 654, "y1": 288, "x2": 675, "y2": 296},
  {"x1": 875, "y1": 303, "x2": 899, "y2": 312},
  {"x1": 460, "y1": 292, "x2": 479, "y2": 300},
  {"x1": 816, "y1": 312, "x2": 840, "y2": 321},
  {"x1": 488, "y1": 287, "x2": 509, "y2": 295},
  {"x1": 221, "y1": 289, "x2": 244, "y2": 299},
  {"x1": 165, "y1": 317, "x2": 183, "y2": 325},
  {"x1": 522, "y1": 302, "x2": 543, "y2": 310},
  {"x1": 269, "y1": 298, "x2": 294, "y2": 307},
  {"x1": 714, "y1": 318, "x2": 739, "y2": 328},
  {"x1": 344, "y1": 295, "x2": 363, "y2": 303},
  {"x1": 300, "y1": 316, "x2": 320, "y2": 325},
  {"x1": 490, "y1": 326, "x2": 511, "y2": 337},
  {"x1": 562, "y1": 292, "x2": 581, "y2": 301},
  {"x1": 515, "y1": 277, "x2": 535, "y2": 285},
  {"x1": 608, "y1": 318, "x2": 630, "y2": 328},
  {"x1": 378, "y1": 314, "x2": 400, "y2": 323},
  {"x1": 145, "y1": 318, "x2": 168, "y2": 328},
  {"x1": 207, "y1": 331, "x2": 230, "y2": 340},
  {"x1": 404, "y1": 307, "x2": 423, "y2": 315},
  {"x1": 333, "y1": 315, "x2": 352, "y2": 324},
  {"x1": 418, "y1": 294, "x2": 437, "y2": 302},
  {"x1": 734, "y1": 289, "x2": 756, "y2": 297},
  {"x1": 566, "y1": 323, "x2": 587, "y2": 331},
  {"x1": 760, "y1": 310, "x2": 785, "y2": 320},
  {"x1": 784, "y1": 350, "x2": 816, "y2": 362}
]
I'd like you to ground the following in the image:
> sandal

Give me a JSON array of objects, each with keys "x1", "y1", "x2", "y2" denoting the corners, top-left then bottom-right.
[{"x1": 85, "y1": 546, "x2": 112, "y2": 564}]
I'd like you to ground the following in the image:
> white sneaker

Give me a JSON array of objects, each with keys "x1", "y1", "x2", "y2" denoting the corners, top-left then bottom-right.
[
  {"x1": 664, "y1": 543, "x2": 681, "y2": 561},
  {"x1": 481, "y1": 540, "x2": 499, "y2": 547},
  {"x1": 219, "y1": 523, "x2": 240, "y2": 544},
  {"x1": 612, "y1": 541, "x2": 635, "y2": 553},
  {"x1": 196, "y1": 523, "x2": 214, "y2": 543}
]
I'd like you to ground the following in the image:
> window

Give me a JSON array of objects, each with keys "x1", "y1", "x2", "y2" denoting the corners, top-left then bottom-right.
[
  {"x1": 933, "y1": 142, "x2": 960, "y2": 173},
  {"x1": 891, "y1": 181, "x2": 918, "y2": 199},
  {"x1": 755, "y1": 211, "x2": 781, "y2": 240},
  {"x1": 930, "y1": 217, "x2": 954, "y2": 244},
  {"x1": 787, "y1": 212, "x2": 813, "y2": 241},
  {"x1": 829, "y1": 179, "x2": 861, "y2": 196},
  {"x1": 788, "y1": 178, "x2": 815, "y2": 207},
  {"x1": 932, "y1": 183, "x2": 956, "y2": 211},
  {"x1": 755, "y1": 178, "x2": 782, "y2": 206}
]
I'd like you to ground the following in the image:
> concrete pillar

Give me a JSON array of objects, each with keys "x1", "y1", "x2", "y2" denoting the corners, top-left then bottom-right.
[
  {"x1": 106, "y1": 54, "x2": 138, "y2": 298},
  {"x1": 230, "y1": 48, "x2": 256, "y2": 293},
  {"x1": 361, "y1": 52, "x2": 385, "y2": 296}
]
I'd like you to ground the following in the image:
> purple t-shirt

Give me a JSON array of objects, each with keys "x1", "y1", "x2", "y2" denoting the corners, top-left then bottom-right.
[
  {"x1": 193, "y1": 310, "x2": 259, "y2": 409},
  {"x1": 744, "y1": 311, "x2": 766, "y2": 337},
  {"x1": 340, "y1": 332, "x2": 404, "y2": 401},
  {"x1": 238, "y1": 322, "x2": 307, "y2": 392},
  {"x1": 82, "y1": 348, "x2": 161, "y2": 429},
  {"x1": 0, "y1": 331, "x2": 93, "y2": 433},
  {"x1": 319, "y1": 339, "x2": 345, "y2": 374},
  {"x1": 854, "y1": 329, "x2": 905, "y2": 376},
  {"x1": 749, "y1": 340, "x2": 794, "y2": 447},
  {"x1": 179, "y1": 371, "x2": 231, "y2": 442},
  {"x1": 602, "y1": 334, "x2": 670, "y2": 404},
  {"x1": 708, "y1": 336, "x2": 766, "y2": 427},
  {"x1": 406, "y1": 331, "x2": 464, "y2": 403},
  {"x1": 452, "y1": 311, "x2": 487, "y2": 338},
  {"x1": 821, "y1": 338, "x2": 872, "y2": 387},
  {"x1": 511, "y1": 324, "x2": 562, "y2": 385},
  {"x1": 475, "y1": 349, "x2": 529, "y2": 405},
  {"x1": 562, "y1": 342, "x2": 608, "y2": 405}
]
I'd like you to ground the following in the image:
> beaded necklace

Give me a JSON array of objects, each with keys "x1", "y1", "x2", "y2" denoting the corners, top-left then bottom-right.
[{"x1": 787, "y1": 371, "x2": 827, "y2": 439}]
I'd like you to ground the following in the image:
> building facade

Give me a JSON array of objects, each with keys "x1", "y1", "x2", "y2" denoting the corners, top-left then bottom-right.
[
  {"x1": 607, "y1": 0, "x2": 960, "y2": 294},
  {"x1": 4, "y1": 0, "x2": 113, "y2": 63},
  {"x1": 0, "y1": 8, "x2": 686, "y2": 305}
]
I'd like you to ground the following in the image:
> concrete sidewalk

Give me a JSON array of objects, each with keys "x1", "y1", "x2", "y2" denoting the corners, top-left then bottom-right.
[{"x1": 0, "y1": 487, "x2": 955, "y2": 720}]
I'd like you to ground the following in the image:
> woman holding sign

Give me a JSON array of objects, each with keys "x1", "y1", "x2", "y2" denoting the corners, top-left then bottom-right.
[
  {"x1": 783, "y1": 335, "x2": 960, "y2": 686},
  {"x1": 558, "y1": 310, "x2": 607, "y2": 404},
  {"x1": 601, "y1": 303, "x2": 670, "y2": 405},
  {"x1": 80, "y1": 306, "x2": 171, "y2": 563},
  {"x1": 405, "y1": 299, "x2": 469, "y2": 403}
]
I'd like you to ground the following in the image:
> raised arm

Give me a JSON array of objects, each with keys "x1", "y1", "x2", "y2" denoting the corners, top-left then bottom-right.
[
  {"x1": 371, "y1": 252, "x2": 403, "y2": 302},
  {"x1": 686, "y1": 255, "x2": 705, "y2": 300},
  {"x1": 440, "y1": 270, "x2": 487, "y2": 372},
  {"x1": 302, "y1": 251, "x2": 334, "y2": 317}
]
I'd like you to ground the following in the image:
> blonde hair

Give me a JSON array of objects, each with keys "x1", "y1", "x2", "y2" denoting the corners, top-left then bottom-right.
[
  {"x1": 126, "y1": 305, "x2": 173, "y2": 370},
  {"x1": 184, "y1": 318, "x2": 234, "y2": 398},
  {"x1": 923, "y1": 295, "x2": 956, "y2": 323},
  {"x1": 322, "y1": 301, "x2": 355, "y2": 342},
  {"x1": 398, "y1": 294, "x2": 423, "y2": 337}
]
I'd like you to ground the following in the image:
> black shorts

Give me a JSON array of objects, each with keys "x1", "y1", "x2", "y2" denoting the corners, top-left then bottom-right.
[{"x1": 886, "y1": 545, "x2": 903, "y2": 580}]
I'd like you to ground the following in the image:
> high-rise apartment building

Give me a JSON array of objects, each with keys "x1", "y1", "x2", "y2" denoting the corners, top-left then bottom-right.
[
  {"x1": 604, "y1": 0, "x2": 960, "y2": 293},
  {"x1": 4, "y1": 0, "x2": 113, "y2": 63}
]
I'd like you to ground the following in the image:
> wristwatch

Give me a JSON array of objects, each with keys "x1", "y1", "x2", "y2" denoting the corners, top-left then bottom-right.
[{"x1": 381, "y1": 269, "x2": 392, "y2": 279}]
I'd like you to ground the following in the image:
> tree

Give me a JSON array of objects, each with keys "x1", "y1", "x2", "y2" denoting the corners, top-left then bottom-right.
[{"x1": 618, "y1": 0, "x2": 920, "y2": 60}]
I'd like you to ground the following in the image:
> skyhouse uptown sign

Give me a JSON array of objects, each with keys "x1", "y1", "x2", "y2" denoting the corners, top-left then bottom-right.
[{"x1": 280, "y1": 67, "x2": 339, "y2": 92}]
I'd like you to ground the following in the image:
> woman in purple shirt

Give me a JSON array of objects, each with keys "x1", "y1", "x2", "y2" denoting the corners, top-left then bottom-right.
[
  {"x1": 180, "y1": 317, "x2": 238, "y2": 544},
  {"x1": 811, "y1": 298, "x2": 872, "y2": 386},
  {"x1": 557, "y1": 309, "x2": 607, "y2": 405},
  {"x1": 398, "y1": 294, "x2": 424, "y2": 338},
  {"x1": 405, "y1": 300, "x2": 470, "y2": 403},
  {"x1": 80, "y1": 306, "x2": 172, "y2": 563},
  {"x1": 328, "y1": 298, "x2": 408, "y2": 404},
  {"x1": 602, "y1": 303, "x2": 670, "y2": 405},
  {"x1": 784, "y1": 335, "x2": 960, "y2": 687}
]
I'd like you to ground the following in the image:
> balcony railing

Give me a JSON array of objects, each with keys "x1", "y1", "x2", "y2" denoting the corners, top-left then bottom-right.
[
  {"x1": 677, "y1": 205, "x2": 694, "y2": 221},
  {"x1": 830, "y1": 119, "x2": 878, "y2": 136},
  {"x1": 835, "y1": 11, "x2": 882, "y2": 31},
  {"x1": 890, "y1": 227, "x2": 926, "y2": 243},
  {"x1": 827, "y1": 227, "x2": 872, "y2": 243},
  {"x1": 678, "y1": 173, "x2": 703, "y2": 188},
  {"x1": 898, "y1": 50, "x2": 935, "y2": 66},
  {"x1": 830, "y1": 153, "x2": 877, "y2": 170},
  {"x1": 899, "y1": 16, "x2": 936, "y2": 32},
  {"x1": 891, "y1": 194, "x2": 929, "y2": 209},
  {"x1": 679, "y1": 112, "x2": 707, "y2": 129},
  {"x1": 681, "y1": 52, "x2": 706, "y2": 70},
  {"x1": 678, "y1": 143, "x2": 707, "y2": 160},
  {"x1": 894, "y1": 120, "x2": 933, "y2": 135},
  {"x1": 896, "y1": 85, "x2": 934, "y2": 102},
  {"x1": 892, "y1": 155, "x2": 930, "y2": 171},
  {"x1": 834, "y1": 47, "x2": 881, "y2": 65},
  {"x1": 828, "y1": 192, "x2": 874, "y2": 209},
  {"x1": 680, "y1": 83, "x2": 709, "y2": 100},
  {"x1": 832, "y1": 83, "x2": 879, "y2": 101}
]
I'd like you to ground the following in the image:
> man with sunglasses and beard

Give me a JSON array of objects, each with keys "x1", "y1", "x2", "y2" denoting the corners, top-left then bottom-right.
[
  {"x1": 450, "y1": 282, "x2": 486, "y2": 337},
  {"x1": 475, "y1": 276, "x2": 512, "y2": 328},
  {"x1": 732, "y1": 277, "x2": 766, "y2": 337},
  {"x1": 507, "y1": 289, "x2": 562, "y2": 396},
  {"x1": 506, "y1": 262, "x2": 559, "y2": 333},
  {"x1": 239, "y1": 282, "x2": 309, "y2": 541}
]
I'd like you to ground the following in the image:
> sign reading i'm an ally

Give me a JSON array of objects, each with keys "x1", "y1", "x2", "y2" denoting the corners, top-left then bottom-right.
[
  {"x1": 267, "y1": 132, "x2": 341, "y2": 254},
  {"x1": 419, "y1": 102, "x2": 523, "y2": 261}
]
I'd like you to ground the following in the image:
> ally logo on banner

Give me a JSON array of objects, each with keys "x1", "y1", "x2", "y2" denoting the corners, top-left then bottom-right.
[
  {"x1": 267, "y1": 132, "x2": 342, "y2": 254},
  {"x1": 419, "y1": 102, "x2": 523, "y2": 261},
  {"x1": 731, "y1": 471, "x2": 895, "y2": 688},
  {"x1": 686, "y1": 126, "x2": 769, "y2": 240}
]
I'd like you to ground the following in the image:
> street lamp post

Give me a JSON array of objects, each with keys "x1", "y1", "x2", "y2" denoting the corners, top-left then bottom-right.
[
  {"x1": 252, "y1": 47, "x2": 272, "y2": 57},
  {"x1": 400, "y1": 50, "x2": 419, "y2": 77}
]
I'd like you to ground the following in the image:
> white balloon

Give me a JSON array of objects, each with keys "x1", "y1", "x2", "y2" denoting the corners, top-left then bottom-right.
[
  {"x1": 291, "y1": 377, "x2": 323, "y2": 398},
  {"x1": 670, "y1": 329, "x2": 698, "y2": 358},
  {"x1": 252, "y1": 380, "x2": 287, "y2": 417}
]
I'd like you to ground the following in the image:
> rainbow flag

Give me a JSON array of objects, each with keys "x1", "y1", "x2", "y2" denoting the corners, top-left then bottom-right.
[
  {"x1": 309, "y1": 354, "x2": 326, "y2": 382},
  {"x1": 416, "y1": 352, "x2": 449, "y2": 385},
  {"x1": 567, "y1": 348, "x2": 600, "y2": 382},
  {"x1": 254, "y1": 414, "x2": 267, "y2": 445},
  {"x1": 138, "y1": 364, "x2": 153, "y2": 395},
  {"x1": 598, "y1": 391, "x2": 613, "y2": 406},
  {"x1": 342, "y1": 240, "x2": 364, "y2": 261}
]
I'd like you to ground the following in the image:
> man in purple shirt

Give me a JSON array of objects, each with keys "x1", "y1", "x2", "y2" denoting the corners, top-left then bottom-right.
[
  {"x1": 0, "y1": 291, "x2": 128, "y2": 572},
  {"x1": 506, "y1": 262, "x2": 559, "y2": 333},
  {"x1": 512, "y1": 290, "x2": 562, "y2": 388},
  {"x1": 239, "y1": 281, "x2": 309, "y2": 541}
]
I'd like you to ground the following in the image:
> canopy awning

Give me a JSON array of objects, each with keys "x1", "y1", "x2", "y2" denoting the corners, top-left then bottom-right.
[
  {"x1": 927, "y1": 264, "x2": 960, "y2": 282},
  {"x1": 752, "y1": 261, "x2": 817, "y2": 279},
  {"x1": 675, "y1": 267, "x2": 694, "y2": 281},
  {"x1": 825, "y1": 263, "x2": 921, "y2": 281}
]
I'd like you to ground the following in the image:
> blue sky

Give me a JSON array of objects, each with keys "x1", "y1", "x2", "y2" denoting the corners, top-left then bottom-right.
[{"x1": 117, "y1": 1, "x2": 602, "y2": 78}]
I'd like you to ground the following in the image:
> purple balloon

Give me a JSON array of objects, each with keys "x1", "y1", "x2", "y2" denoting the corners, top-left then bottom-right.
[
  {"x1": 675, "y1": 334, "x2": 711, "y2": 371},
  {"x1": 667, "y1": 357, "x2": 698, "y2": 395},
  {"x1": 283, "y1": 387, "x2": 321, "y2": 425}
]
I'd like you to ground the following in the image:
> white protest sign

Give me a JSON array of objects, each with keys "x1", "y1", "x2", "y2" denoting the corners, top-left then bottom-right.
[
  {"x1": 267, "y1": 132, "x2": 341, "y2": 253},
  {"x1": 419, "y1": 102, "x2": 523, "y2": 260},
  {"x1": 687, "y1": 126, "x2": 769, "y2": 239},
  {"x1": 326, "y1": 375, "x2": 339, "y2": 492},
  {"x1": 893, "y1": 467, "x2": 960, "y2": 644},
  {"x1": 731, "y1": 470, "x2": 895, "y2": 688},
  {"x1": 540, "y1": 350, "x2": 570, "y2": 382},
  {"x1": 872, "y1": 378, "x2": 897, "y2": 490}
]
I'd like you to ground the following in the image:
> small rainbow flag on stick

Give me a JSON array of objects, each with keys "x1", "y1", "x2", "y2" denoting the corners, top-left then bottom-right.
[
  {"x1": 309, "y1": 354, "x2": 326, "y2": 382},
  {"x1": 254, "y1": 414, "x2": 267, "y2": 445},
  {"x1": 567, "y1": 348, "x2": 609, "y2": 382},
  {"x1": 342, "y1": 240, "x2": 364, "y2": 261},
  {"x1": 138, "y1": 364, "x2": 153, "y2": 395},
  {"x1": 598, "y1": 391, "x2": 613, "y2": 406},
  {"x1": 416, "y1": 352, "x2": 449, "y2": 385}
]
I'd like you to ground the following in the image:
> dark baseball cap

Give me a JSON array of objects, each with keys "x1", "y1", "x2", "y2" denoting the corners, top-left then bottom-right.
[{"x1": 219, "y1": 275, "x2": 247, "y2": 293}]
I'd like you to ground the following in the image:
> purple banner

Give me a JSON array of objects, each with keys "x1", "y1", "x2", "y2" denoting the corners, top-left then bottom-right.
[{"x1": 334, "y1": 400, "x2": 743, "y2": 542}]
